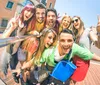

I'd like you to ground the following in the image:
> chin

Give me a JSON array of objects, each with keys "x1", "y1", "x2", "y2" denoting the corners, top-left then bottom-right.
[{"x1": 64, "y1": 50, "x2": 70, "y2": 54}]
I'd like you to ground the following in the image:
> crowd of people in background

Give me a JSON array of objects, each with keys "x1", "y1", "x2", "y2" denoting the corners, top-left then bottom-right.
[{"x1": 0, "y1": 2, "x2": 100, "y2": 85}]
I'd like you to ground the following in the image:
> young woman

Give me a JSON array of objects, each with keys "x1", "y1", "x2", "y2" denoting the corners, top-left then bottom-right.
[
  {"x1": 59, "y1": 15, "x2": 72, "y2": 33},
  {"x1": 12, "y1": 28, "x2": 57, "y2": 85},
  {"x1": 40, "y1": 29, "x2": 100, "y2": 85},
  {"x1": 70, "y1": 16, "x2": 100, "y2": 85},
  {"x1": 1, "y1": 4, "x2": 36, "y2": 75}
]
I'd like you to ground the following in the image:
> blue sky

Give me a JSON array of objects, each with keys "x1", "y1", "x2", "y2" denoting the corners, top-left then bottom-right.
[{"x1": 54, "y1": 0, "x2": 100, "y2": 28}]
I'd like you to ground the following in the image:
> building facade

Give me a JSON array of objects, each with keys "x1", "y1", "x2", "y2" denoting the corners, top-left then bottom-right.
[
  {"x1": 0, "y1": 0, "x2": 19, "y2": 32},
  {"x1": 0, "y1": 0, "x2": 56, "y2": 32},
  {"x1": 38, "y1": 0, "x2": 56, "y2": 8}
]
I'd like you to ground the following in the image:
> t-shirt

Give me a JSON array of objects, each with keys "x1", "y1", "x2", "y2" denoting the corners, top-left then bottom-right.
[{"x1": 40, "y1": 43, "x2": 93, "y2": 67}]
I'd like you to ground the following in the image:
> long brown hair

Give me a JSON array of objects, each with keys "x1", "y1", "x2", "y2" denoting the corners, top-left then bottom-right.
[
  {"x1": 19, "y1": 4, "x2": 36, "y2": 32},
  {"x1": 72, "y1": 16, "x2": 85, "y2": 43},
  {"x1": 34, "y1": 28, "x2": 57, "y2": 65}
]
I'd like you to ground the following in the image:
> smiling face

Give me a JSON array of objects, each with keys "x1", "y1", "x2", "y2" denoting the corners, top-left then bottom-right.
[
  {"x1": 58, "y1": 33, "x2": 74, "y2": 56},
  {"x1": 44, "y1": 32, "x2": 56, "y2": 48},
  {"x1": 36, "y1": 8, "x2": 45, "y2": 23},
  {"x1": 23, "y1": 9, "x2": 34, "y2": 21},
  {"x1": 61, "y1": 16, "x2": 71, "y2": 29},
  {"x1": 72, "y1": 17, "x2": 80, "y2": 30},
  {"x1": 46, "y1": 11, "x2": 57, "y2": 27}
]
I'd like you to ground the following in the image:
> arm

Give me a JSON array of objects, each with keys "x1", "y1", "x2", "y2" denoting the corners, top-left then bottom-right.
[
  {"x1": 94, "y1": 15, "x2": 100, "y2": 48},
  {"x1": 2, "y1": 20, "x2": 16, "y2": 38},
  {"x1": 2, "y1": 13, "x2": 19, "y2": 38},
  {"x1": 73, "y1": 43, "x2": 100, "y2": 61},
  {"x1": 92, "y1": 53, "x2": 100, "y2": 61},
  {"x1": 89, "y1": 27, "x2": 97, "y2": 43}
]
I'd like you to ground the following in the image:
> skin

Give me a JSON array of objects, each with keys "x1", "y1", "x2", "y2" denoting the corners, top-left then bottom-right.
[
  {"x1": 36, "y1": 8, "x2": 45, "y2": 23},
  {"x1": 24, "y1": 9, "x2": 34, "y2": 21},
  {"x1": 62, "y1": 17, "x2": 71, "y2": 29},
  {"x1": 44, "y1": 32, "x2": 55, "y2": 48},
  {"x1": 13, "y1": 31, "x2": 56, "y2": 75},
  {"x1": 46, "y1": 11, "x2": 57, "y2": 27},
  {"x1": 72, "y1": 17, "x2": 81, "y2": 30},
  {"x1": 58, "y1": 33, "x2": 74, "y2": 56}
]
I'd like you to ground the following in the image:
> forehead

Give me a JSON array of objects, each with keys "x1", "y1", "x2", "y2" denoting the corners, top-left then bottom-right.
[
  {"x1": 47, "y1": 11, "x2": 56, "y2": 16},
  {"x1": 72, "y1": 17, "x2": 79, "y2": 20},
  {"x1": 45, "y1": 32, "x2": 55, "y2": 38},
  {"x1": 59, "y1": 33, "x2": 73, "y2": 39},
  {"x1": 63, "y1": 17, "x2": 71, "y2": 21},
  {"x1": 36, "y1": 8, "x2": 45, "y2": 12}
]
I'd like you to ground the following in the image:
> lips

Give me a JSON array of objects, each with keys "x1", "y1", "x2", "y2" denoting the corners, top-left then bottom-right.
[
  {"x1": 75, "y1": 23, "x2": 78, "y2": 26},
  {"x1": 62, "y1": 46, "x2": 70, "y2": 53},
  {"x1": 49, "y1": 20, "x2": 54, "y2": 23}
]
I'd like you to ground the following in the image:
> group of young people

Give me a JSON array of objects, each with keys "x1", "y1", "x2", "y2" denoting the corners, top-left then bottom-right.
[{"x1": 0, "y1": 2, "x2": 100, "y2": 85}]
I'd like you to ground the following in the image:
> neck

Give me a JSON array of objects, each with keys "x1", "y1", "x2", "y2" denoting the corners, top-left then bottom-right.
[
  {"x1": 58, "y1": 45, "x2": 63, "y2": 56},
  {"x1": 46, "y1": 23, "x2": 55, "y2": 28}
]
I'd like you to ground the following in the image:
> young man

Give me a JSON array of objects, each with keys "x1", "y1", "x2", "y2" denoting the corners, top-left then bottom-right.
[
  {"x1": 40, "y1": 29, "x2": 100, "y2": 85},
  {"x1": 29, "y1": 3, "x2": 46, "y2": 34},
  {"x1": 35, "y1": 3, "x2": 46, "y2": 32},
  {"x1": 45, "y1": 8, "x2": 60, "y2": 34}
]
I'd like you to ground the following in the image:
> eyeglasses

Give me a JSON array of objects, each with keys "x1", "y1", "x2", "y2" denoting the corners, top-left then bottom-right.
[{"x1": 72, "y1": 19, "x2": 78, "y2": 23}]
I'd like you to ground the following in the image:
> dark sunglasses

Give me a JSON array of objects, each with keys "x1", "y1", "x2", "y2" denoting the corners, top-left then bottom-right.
[{"x1": 72, "y1": 19, "x2": 78, "y2": 23}]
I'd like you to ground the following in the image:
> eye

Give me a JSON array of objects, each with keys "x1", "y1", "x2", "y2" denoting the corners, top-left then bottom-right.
[
  {"x1": 67, "y1": 39, "x2": 73, "y2": 42},
  {"x1": 60, "y1": 39, "x2": 65, "y2": 42}
]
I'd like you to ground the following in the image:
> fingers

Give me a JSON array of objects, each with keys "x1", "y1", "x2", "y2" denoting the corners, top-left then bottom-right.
[{"x1": 14, "y1": 12, "x2": 19, "y2": 21}]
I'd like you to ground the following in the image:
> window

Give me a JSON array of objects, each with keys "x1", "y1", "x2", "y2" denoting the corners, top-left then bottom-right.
[
  {"x1": 49, "y1": 3, "x2": 52, "y2": 8},
  {"x1": 6, "y1": 1, "x2": 14, "y2": 9},
  {"x1": 41, "y1": 0, "x2": 46, "y2": 6},
  {"x1": 1, "y1": 19, "x2": 8, "y2": 27}
]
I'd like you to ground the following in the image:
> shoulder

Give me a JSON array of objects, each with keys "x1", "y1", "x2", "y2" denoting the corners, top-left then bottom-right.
[{"x1": 42, "y1": 46, "x2": 55, "y2": 56}]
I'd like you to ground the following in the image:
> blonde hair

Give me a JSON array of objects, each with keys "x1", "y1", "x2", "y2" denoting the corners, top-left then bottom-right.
[
  {"x1": 59, "y1": 15, "x2": 72, "y2": 33},
  {"x1": 33, "y1": 28, "x2": 57, "y2": 65}
]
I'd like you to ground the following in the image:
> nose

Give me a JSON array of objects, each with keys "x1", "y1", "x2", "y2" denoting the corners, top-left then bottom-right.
[
  {"x1": 63, "y1": 41, "x2": 69, "y2": 47},
  {"x1": 50, "y1": 39, "x2": 53, "y2": 44},
  {"x1": 27, "y1": 11, "x2": 32, "y2": 16},
  {"x1": 49, "y1": 16, "x2": 53, "y2": 19}
]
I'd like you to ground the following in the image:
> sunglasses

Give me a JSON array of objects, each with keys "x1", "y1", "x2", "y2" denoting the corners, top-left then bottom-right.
[{"x1": 72, "y1": 19, "x2": 78, "y2": 23}]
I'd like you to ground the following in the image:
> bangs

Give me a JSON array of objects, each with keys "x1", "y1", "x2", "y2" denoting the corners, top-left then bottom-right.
[
  {"x1": 22, "y1": 4, "x2": 35, "y2": 13},
  {"x1": 26, "y1": 7, "x2": 35, "y2": 13}
]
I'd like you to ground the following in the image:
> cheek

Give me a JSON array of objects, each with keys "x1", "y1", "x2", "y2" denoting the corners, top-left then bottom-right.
[
  {"x1": 44, "y1": 38, "x2": 49, "y2": 44},
  {"x1": 30, "y1": 14, "x2": 33, "y2": 18},
  {"x1": 69, "y1": 43, "x2": 73, "y2": 47}
]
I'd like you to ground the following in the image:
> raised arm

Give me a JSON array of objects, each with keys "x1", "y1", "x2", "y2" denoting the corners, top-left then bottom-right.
[
  {"x1": 2, "y1": 13, "x2": 19, "y2": 38},
  {"x1": 94, "y1": 15, "x2": 100, "y2": 48}
]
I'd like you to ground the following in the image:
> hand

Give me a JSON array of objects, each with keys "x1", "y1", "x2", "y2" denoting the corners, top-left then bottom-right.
[
  {"x1": 97, "y1": 15, "x2": 100, "y2": 32},
  {"x1": 12, "y1": 69, "x2": 21, "y2": 77},
  {"x1": 17, "y1": 27, "x2": 26, "y2": 36},
  {"x1": 10, "y1": 12, "x2": 19, "y2": 29},
  {"x1": 97, "y1": 15, "x2": 100, "y2": 23}
]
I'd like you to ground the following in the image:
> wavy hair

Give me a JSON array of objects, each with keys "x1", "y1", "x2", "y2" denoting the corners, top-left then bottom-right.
[
  {"x1": 18, "y1": 4, "x2": 36, "y2": 31},
  {"x1": 59, "y1": 15, "x2": 72, "y2": 33},
  {"x1": 34, "y1": 28, "x2": 57, "y2": 65},
  {"x1": 72, "y1": 16, "x2": 85, "y2": 42}
]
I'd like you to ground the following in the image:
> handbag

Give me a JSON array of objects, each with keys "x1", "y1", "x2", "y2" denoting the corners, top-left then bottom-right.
[
  {"x1": 34, "y1": 64, "x2": 50, "y2": 83},
  {"x1": 50, "y1": 50, "x2": 77, "y2": 82},
  {"x1": 17, "y1": 47, "x2": 27, "y2": 61}
]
